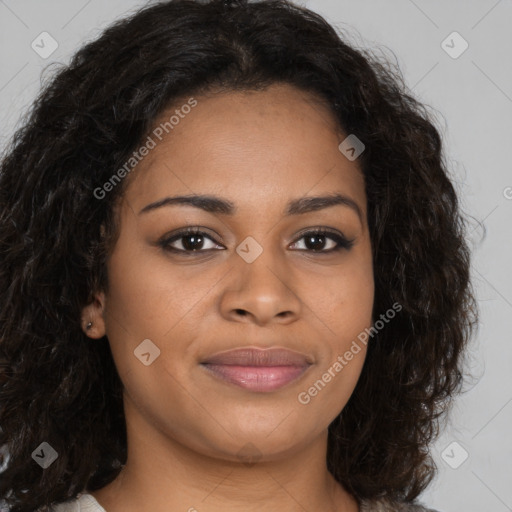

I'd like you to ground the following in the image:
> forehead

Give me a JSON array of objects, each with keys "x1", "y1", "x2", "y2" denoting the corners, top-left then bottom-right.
[{"x1": 124, "y1": 83, "x2": 366, "y2": 216}]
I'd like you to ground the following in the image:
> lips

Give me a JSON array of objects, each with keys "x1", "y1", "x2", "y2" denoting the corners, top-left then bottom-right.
[
  {"x1": 202, "y1": 347, "x2": 313, "y2": 366},
  {"x1": 200, "y1": 347, "x2": 313, "y2": 392}
]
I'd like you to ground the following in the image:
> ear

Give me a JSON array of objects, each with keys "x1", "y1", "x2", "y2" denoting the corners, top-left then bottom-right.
[{"x1": 80, "y1": 292, "x2": 107, "y2": 339}]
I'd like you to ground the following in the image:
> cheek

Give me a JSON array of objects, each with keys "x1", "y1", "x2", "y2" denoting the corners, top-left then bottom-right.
[
  {"x1": 101, "y1": 238, "x2": 222, "y2": 387},
  {"x1": 302, "y1": 255, "x2": 374, "y2": 334},
  {"x1": 103, "y1": 235, "x2": 202, "y2": 338},
  {"x1": 294, "y1": 258, "x2": 373, "y2": 414},
  {"x1": 293, "y1": 344, "x2": 367, "y2": 442},
  {"x1": 296, "y1": 331, "x2": 368, "y2": 426}
]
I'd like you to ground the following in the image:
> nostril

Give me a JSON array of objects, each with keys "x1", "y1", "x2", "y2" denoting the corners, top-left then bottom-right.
[{"x1": 235, "y1": 309, "x2": 247, "y2": 316}]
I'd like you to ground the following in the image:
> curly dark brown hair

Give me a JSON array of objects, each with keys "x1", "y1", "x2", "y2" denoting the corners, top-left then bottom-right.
[{"x1": 0, "y1": 0, "x2": 478, "y2": 511}]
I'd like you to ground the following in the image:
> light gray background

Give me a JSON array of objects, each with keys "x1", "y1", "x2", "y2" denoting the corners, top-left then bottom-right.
[{"x1": 1, "y1": 1, "x2": 511, "y2": 511}]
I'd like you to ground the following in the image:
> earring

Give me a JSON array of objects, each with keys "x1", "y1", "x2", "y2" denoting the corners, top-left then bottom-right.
[{"x1": 86, "y1": 321, "x2": 93, "y2": 330}]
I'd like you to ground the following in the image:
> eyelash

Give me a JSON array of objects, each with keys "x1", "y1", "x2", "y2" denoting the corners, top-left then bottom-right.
[{"x1": 158, "y1": 226, "x2": 355, "y2": 255}]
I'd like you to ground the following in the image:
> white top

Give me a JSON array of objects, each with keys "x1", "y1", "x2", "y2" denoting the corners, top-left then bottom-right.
[
  {"x1": 49, "y1": 492, "x2": 437, "y2": 512},
  {"x1": 51, "y1": 493, "x2": 106, "y2": 512}
]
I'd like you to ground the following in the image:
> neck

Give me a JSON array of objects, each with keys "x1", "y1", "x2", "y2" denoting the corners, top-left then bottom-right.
[{"x1": 90, "y1": 401, "x2": 358, "y2": 512}]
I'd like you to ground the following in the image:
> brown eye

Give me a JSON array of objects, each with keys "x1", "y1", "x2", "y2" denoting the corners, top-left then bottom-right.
[
  {"x1": 289, "y1": 229, "x2": 354, "y2": 253},
  {"x1": 159, "y1": 228, "x2": 224, "y2": 253}
]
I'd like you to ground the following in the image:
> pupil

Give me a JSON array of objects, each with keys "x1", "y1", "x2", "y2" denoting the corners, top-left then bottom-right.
[
  {"x1": 183, "y1": 234, "x2": 203, "y2": 250},
  {"x1": 306, "y1": 234, "x2": 325, "y2": 251}
]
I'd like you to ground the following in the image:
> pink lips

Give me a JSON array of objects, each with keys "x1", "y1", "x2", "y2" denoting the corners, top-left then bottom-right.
[{"x1": 200, "y1": 347, "x2": 312, "y2": 392}]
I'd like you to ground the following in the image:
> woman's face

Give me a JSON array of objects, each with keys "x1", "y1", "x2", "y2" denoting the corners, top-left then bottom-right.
[{"x1": 90, "y1": 83, "x2": 374, "y2": 463}]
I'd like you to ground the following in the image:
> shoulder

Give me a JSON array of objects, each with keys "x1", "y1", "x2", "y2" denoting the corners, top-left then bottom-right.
[{"x1": 360, "y1": 497, "x2": 440, "y2": 512}]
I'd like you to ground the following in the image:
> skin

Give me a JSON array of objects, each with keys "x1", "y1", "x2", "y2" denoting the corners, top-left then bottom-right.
[{"x1": 82, "y1": 83, "x2": 374, "y2": 512}]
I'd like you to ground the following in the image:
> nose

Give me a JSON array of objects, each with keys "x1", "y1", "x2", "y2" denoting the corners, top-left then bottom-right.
[{"x1": 219, "y1": 247, "x2": 302, "y2": 326}]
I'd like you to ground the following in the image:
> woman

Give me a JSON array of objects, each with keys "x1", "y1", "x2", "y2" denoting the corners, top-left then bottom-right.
[{"x1": 0, "y1": 0, "x2": 477, "y2": 511}]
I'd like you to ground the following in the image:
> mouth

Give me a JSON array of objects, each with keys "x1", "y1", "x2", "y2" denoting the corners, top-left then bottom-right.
[{"x1": 200, "y1": 347, "x2": 313, "y2": 392}]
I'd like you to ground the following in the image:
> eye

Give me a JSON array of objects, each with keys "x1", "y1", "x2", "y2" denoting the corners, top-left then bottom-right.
[
  {"x1": 289, "y1": 228, "x2": 354, "y2": 253},
  {"x1": 159, "y1": 227, "x2": 224, "y2": 254},
  {"x1": 158, "y1": 226, "x2": 354, "y2": 255}
]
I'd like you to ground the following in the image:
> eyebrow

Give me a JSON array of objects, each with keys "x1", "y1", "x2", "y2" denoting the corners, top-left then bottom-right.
[{"x1": 138, "y1": 193, "x2": 363, "y2": 223}]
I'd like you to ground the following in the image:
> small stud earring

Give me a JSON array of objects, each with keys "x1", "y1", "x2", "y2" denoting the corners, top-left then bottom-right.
[{"x1": 86, "y1": 321, "x2": 93, "y2": 330}]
